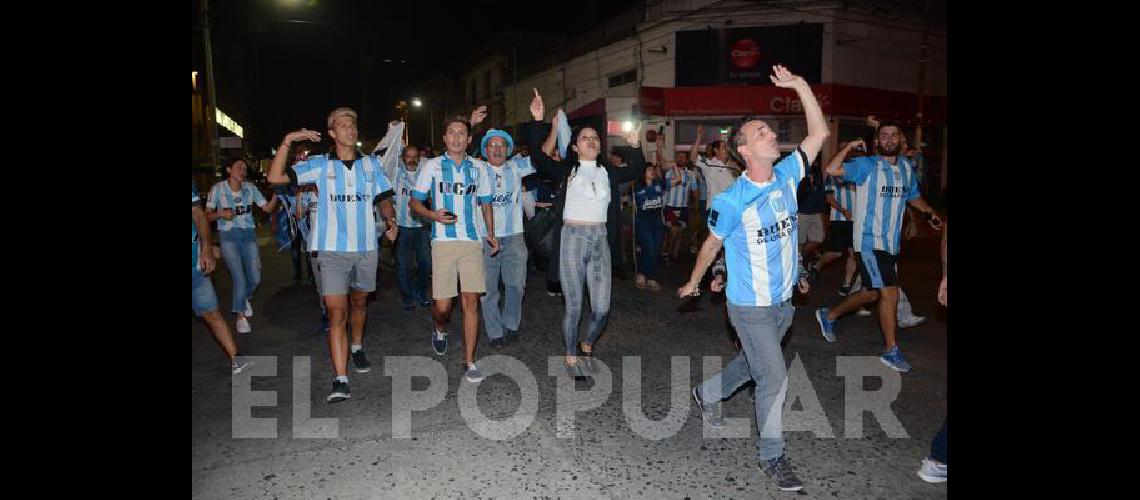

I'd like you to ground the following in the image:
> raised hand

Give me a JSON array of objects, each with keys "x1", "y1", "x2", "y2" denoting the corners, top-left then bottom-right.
[
  {"x1": 470, "y1": 105, "x2": 488, "y2": 126},
  {"x1": 769, "y1": 65, "x2": 805, "y2": 88},
  {"x1": 623, "y1": 123, "x2": 642, "y2": 148},
  {"x1": 529, "y1": 88, "x2": 545, "y2": 121},
  {"x1": 285, "y1": 128, "x2": 322, "y2": 144}
]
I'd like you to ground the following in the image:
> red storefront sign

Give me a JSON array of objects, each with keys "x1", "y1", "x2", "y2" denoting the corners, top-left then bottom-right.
[{"x1": 639, "y1": 84, "x2": 946, "y2": 124}]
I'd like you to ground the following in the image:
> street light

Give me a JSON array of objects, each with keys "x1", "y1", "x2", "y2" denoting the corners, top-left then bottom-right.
[{"x1": 410, "y1": 97, "x2": 433, "y2": 149}]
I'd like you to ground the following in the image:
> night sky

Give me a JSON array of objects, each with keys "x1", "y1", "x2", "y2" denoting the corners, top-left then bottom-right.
[{"x1": 193, "y1": 0, "x2": 639, "y2": 155}]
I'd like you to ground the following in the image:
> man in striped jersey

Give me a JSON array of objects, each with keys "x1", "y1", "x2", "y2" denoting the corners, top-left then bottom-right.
[
  {"x1": 267, "y1": 107, "x2": 399, "y2": 404},
  {"x1": 477, "y1": 130, "x2": 535, "y2": 347},
  {"x1": 814, "y1": 123, "x2": 942, "y2": 373},
  {"x1": 678, "y1": 65, "x2": 828, "y2": 492},
  {"x1": 389, "y1": 144, "x2": 433, "y2": 311},
  {"x1": 818, "y1": 173, "x2": 860, "y2": 295},
  {"x1": 409, "y1": 115, "x2": 499, "y2": 384}
]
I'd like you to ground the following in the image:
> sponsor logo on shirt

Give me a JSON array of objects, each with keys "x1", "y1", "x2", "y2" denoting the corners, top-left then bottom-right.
[
  {"x1": 755, "y1": 214, "x2": 797, "y2": 244},
  {"x1": 438, "y1": 182, "x2": 479, "y2": 195},
  {"x1": 330, "y1": 193, "x2": 371, "y2": 202},
  {"x1": 879, "y1": 186, "x2": 908, "y2": 197},
  {"x1": 491, "y1": 192, "x2": 514, "y2": 205}
]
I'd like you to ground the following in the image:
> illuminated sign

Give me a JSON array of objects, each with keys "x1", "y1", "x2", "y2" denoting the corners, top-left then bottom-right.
[{"x1": 215, "y1": 109, "x2": 244, "y2": 138}]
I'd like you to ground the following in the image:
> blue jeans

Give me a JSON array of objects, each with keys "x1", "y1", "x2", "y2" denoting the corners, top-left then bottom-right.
[
  {"x1": 930, "y1": 419, "x2": 947, "y2": 464},
  {"x1": 634, "y1": 214, "x2": 664, "y2": 279},
  {"x1": 481, "y1": 234, "x2": 528, "y2": 339},
  {"x1": 697, "y1": 301, "x2": 795, "y2": 461},
  {"x1": 395, "y1": 226, "x2": 431, "y2": 305},
  {"x1": 219, "y1": 228, "x2": 261, "y2": 314},
  {"x1": 192, "y1": 267, "x2": 219, "y2": 315},
  {"x1": 559, "y1": 224, "x2": 611, "y2": 355}
]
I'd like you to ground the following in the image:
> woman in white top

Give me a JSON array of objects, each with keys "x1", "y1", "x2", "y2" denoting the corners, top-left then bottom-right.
[{"x1": 523, "y1": 89, "x2": 645, "y2": 377}]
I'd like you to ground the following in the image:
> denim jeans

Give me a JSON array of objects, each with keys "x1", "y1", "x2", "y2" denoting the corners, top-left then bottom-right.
[
  {"x1": 634, "y1": 214, "x2": 664, "y2": 279},
  {"x1": 697, "y1": 301, "x2": 795, "y2": 461},
  {"x1": 192, "y1": 267, "x2": 219, "y2": 315},
  {"x1": 219, "y1": 228, "x2": 261, "y2": 314},
  {"x1": 930, "y1": 418, "x2": 947, "y2": 464},
  {"x1": 395, "y1": 226, "x2": 431, "y2": 305},
  {"x1": 481, "y1": 234, "x2": 528, "y2": 339}
]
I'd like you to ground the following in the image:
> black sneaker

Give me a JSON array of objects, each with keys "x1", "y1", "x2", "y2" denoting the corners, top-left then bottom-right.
[
  {"x1": 490, "y1": 337, "x2": 505, "y2": 348},
  {"x1": 419, "y1": 298, "x2": 433, "y2": 308},
  {"x1": 691, "y1": 386, "x2": 724, "y2": 428},
  {"x1": 761, "y1": 455, "x2": 804, "y2": 492},
  {"x1": 546, "y1": 280, "x2": 563, "y2": 297},
  {"x1": 351, "y1": 349, "x2": 372, "y2": 373},
  {"x1": 327, "y1": 380, "x2": 351, "y2": 403},
  {"x1": 432, "y1": 330, "x2": 448, "y2": 356},
  {"x1": 504, "y1": 328, "x2": 518, "y2": 340}
]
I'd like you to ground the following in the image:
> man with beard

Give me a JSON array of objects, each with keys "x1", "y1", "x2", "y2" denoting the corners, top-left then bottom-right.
[{"x1": 813, "y1": 122, "x2": 942, "y2": 372}]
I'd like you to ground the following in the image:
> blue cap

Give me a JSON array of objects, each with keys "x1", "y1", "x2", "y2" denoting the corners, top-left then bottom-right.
[{"x1": 480, "y1": 129, "x2": 514, "y2": 159}]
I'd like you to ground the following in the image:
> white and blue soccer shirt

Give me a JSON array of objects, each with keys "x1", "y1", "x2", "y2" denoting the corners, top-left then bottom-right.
[
  {"x1": 664, "y1": 167, "x2": 700, "y2": 208},
  {"x1": 412, "y1": 154, "x2": 493, "y2": 242},
  {"x1": 825, "y1": 176, "x2": 857, "y2": 222},
  {"x1": 707, "y1": 148, "x2": 808, "y2": 307},
  {"x1": 206, "y1": 181, "x2": 268, "y2": 232},
  {"x1": 390, "y1": 161, "x2": 427, "y2": 229},
  {"x1": 291, "y1": 153, "x2": 395, "y2": 252},
  {"x1": 843, "y1": 155, "x2": 920, "y2": 255},
  {"x1": 478, "y1": 155, "x2": 536, "y2": 238}
]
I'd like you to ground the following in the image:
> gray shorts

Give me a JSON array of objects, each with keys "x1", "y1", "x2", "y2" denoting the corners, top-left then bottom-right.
[
  {"x1": 316, "y1": 250, "x2": 378, "y2": 295},
  {"x1": 798, "y1": 212, "x2": 825, "y2": 244}
]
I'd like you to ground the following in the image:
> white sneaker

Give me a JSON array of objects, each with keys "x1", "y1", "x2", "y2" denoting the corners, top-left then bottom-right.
[
  {"x1": 856, "y1": 308, "x2": 872, "y2": 316},
  {"x1": 899, "y1": 316, "x2": 927, "y2": 328},
  {"x1": 236, "y1": 316, "x2": 251, "y2": 334},
  {"x1": 917, "y1": 457, "x2": 947, "y2": 483},
  {"x1": 244, "y1": 300, "x2": 254, "y2": 317},
  {"x1": 231, "y1": 356, "x2": 254, "y2": 375},
  {"x1": 464, "y1": 362, "x2": 485, "y2": 383}
]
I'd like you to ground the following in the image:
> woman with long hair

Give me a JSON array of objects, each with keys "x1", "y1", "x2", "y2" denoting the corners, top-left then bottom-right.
[
  {"x1": 205, "y1": 157, "x2": 278, "y2": 334},
  {"x1": 522, "y1": 89, "x2": 645, "y2": 377}
]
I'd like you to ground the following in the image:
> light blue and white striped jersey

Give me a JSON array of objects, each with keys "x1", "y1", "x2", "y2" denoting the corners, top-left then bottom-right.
[
  {"x1": 824, "y1": 175, "x2": 857, "y2": 222},
  {"x1": 412, "y1": 153, "x2": 493, "y2": 242},
  {"x1": 844, "y1": 155, "x2": 920, "y2": 255},
  {"x1": 390, "y1": 160, "x2": 428, "y2": 228},
  {"x1": 664, "y1": 167, "x2": 699, "y2": 207},
  {"x1": 206, "y1": 181, "x2": 268, "y2": 232},
  {"x1": 370, "y1": 121, "x2": 422, "y2": 229},
  {"x1": 707, "y1": 148, "x2": 808, "y2": 307},
  {"x1": 292, "y1": 153, "x2": 395, "y2": 252},
  {"x1": 478, "y1": 155, "x2": 536, "y2": 238}
]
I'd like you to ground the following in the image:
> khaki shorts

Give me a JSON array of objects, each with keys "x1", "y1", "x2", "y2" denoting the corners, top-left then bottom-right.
[{"x1": 431, "y1": 240, "x2": 486, "y2": 299}]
